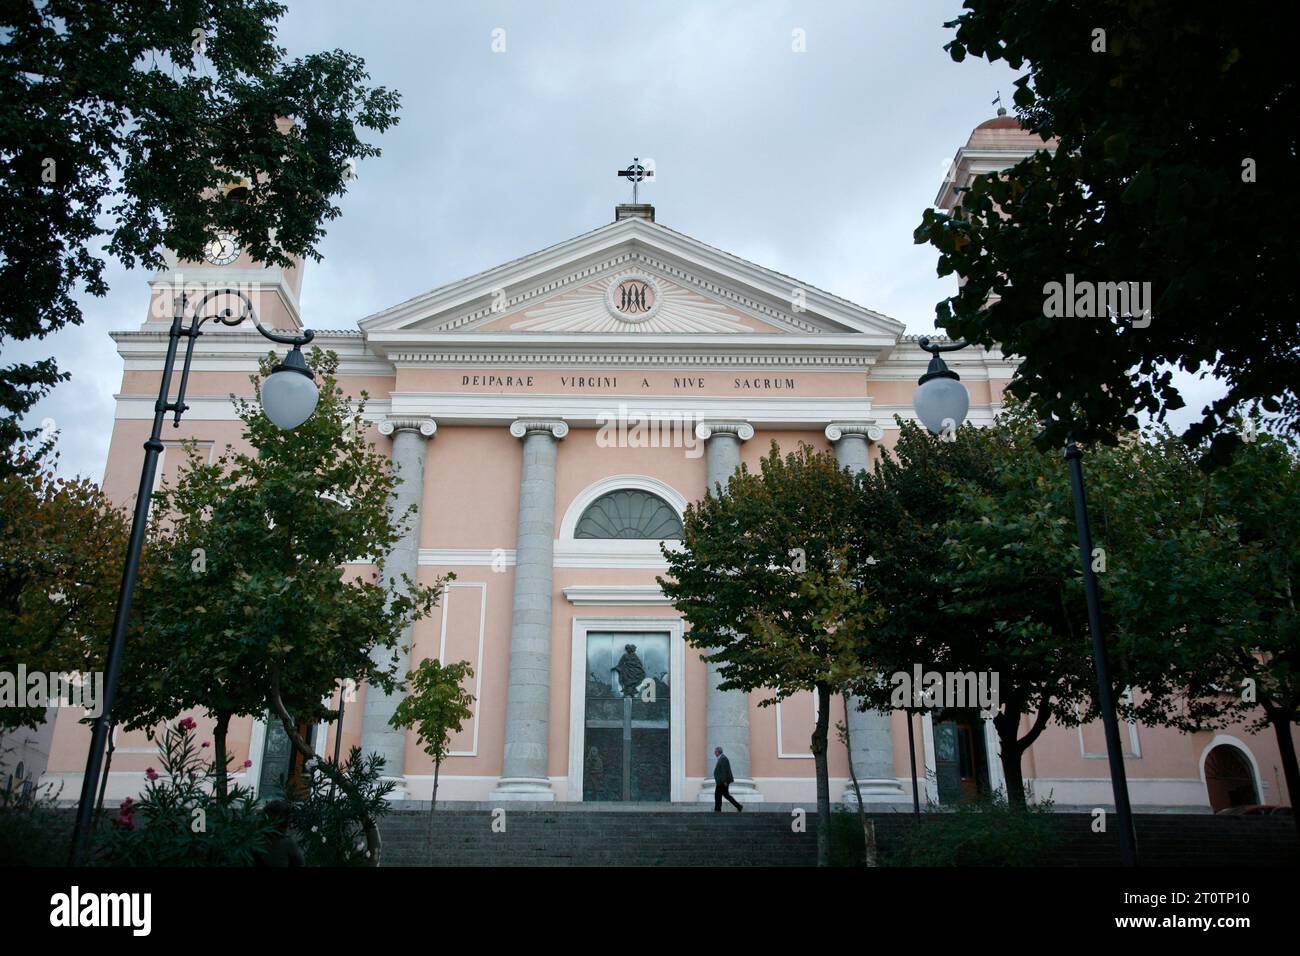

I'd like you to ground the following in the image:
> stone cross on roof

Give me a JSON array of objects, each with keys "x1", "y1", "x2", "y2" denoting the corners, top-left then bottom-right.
[{"x1": 617, "y1": 157, "x2": 654, "y2": 204}]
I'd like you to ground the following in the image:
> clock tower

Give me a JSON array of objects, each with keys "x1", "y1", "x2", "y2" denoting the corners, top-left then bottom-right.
[{"x1": 142, "y1": 228, "x2": 306, "y2": 333}]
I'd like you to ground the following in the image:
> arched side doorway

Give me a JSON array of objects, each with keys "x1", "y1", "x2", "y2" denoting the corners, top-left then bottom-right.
[{"x1": 1202, "y1": 742, "x2": 1260, "y2": 811}]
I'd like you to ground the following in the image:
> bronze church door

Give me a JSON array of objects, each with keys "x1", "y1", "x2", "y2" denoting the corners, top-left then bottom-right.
[
  {"x1": 582, "y1": 632, "x2": 671, "y2": 801},
  {"x1": 934, "y1": 710, "x2": 992, "y2": 805}
]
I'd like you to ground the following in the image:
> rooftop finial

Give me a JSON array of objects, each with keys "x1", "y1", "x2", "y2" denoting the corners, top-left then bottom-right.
[
  {"x1": 617, "y1": 157, "x2": 654, "y2": 204},
  {"x1": 993, "y1": 91, "x2": 1007, "y2": 117}
]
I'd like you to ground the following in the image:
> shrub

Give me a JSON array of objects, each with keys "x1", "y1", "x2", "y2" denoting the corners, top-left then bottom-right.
[
  {"x1": 0, "y1": 776, "x2": 69, "y2": 866},
  {"x1": 290, "y1": 747, "x2": 394, "y2": 866},
  {"x1": 94, "y1": 718, "x2": 275, "y2": 866},
  {"x1": 886, "y1": 795, "x2": 1059, "y2": 867},
  {"x1": 830, "y1": 808, "x2": 869, "y2": 867}
]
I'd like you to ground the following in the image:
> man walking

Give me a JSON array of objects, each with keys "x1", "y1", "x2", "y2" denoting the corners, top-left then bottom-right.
[{"x1": 712, "y1": 746, "x2": 743, "y2": 812}]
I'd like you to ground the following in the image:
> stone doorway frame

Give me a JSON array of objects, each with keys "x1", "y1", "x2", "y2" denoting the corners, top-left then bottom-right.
[{"x1": 567, "y1": 616, "x2": 686, "y2": 802}]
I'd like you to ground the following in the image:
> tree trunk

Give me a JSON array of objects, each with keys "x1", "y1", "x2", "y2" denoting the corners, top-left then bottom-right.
[
  {"x1": 840, "y1": 694, "x2": 876, "y2": 867},
  {"x1": 998, "y1": 741, "x2": 1026, "y2": 808},
  {"x1": 993, "y1": 709, "x2": 1027, "y2": 808},
  {"x1": 269, "y1": 664, "x2": 382, "y2": 866},
  {"x1": 426, "y1": 758, "x2": 441, "y2": 863},
  {"x1": 1266, "y1": 707, "x2": 1300, "y2": 844},
  {"x1": 811, "y1": 682, "x2": 832, "y2": 866},
  {"x1": 213, "y1": 710, "x2": 231, "y2": 798},
  {"x1": 92, "y1": 725, "x2": 116, "y2": 831}
]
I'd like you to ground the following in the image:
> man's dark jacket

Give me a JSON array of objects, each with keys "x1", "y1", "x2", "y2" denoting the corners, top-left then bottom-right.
[{"x1": 713, "y1": 754, "x2": 734, "y2": 784}]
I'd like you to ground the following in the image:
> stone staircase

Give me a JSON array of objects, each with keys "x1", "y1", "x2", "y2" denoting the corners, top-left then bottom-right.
[
  {"x1": 376, "y1": 803, "x2": 1299, "y2": 867},
  {"x1": 378, "y1": 803, "x2": 818, "y2": 867}
]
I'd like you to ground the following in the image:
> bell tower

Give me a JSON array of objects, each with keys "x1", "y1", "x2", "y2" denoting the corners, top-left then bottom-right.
[
  {"x1": 142, "y1": 118, "x2": 307, "y2": 332},
  {"x1": 142, "y1": 230, "x2": 305, "y2": 333},
  {"x1": 935, "y1": 106, "x2": 1054, "y2": 213}
]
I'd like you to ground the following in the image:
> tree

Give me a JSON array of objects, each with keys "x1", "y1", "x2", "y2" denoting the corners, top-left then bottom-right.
[
  {"x1": 0, "y1": 1, "x2": 400, "y2": 471},
  {"x1": 854, "y1": 411, "x2": 1100, "y2": 807},
  {"x1": 914, "y1": 2, "x2": 1298, "y2": 456},
  {"x1": 660, "y1": 443, "x2": 883, "y2": 866},
  {"x1": 389, "y1": 656, "x2": 475, "y2": 862},
  {"x1": 836, "y1": 701, "x2": 878, "y2": 866},
  {"x1": 114, "y1": 349, "x2": 445, "y2": 832},
  {"x1": 0, "y1": 447, "x2": 129, "y2": 730},
  {"x1": 1108, "y1": 424, "x2": 1300, "y2": 835}
]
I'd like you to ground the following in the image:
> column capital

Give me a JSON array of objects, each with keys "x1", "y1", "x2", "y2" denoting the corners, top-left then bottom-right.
[
  {"x1": 509, "y1": 419, "x2": 569, "y2": 440},
  {"x1": 825, "y1": 421, "x2": 883, "y2": 443},
  {"x1": 378, "y1": 416, "x2": 437, "y2": 438},
  {"x1": 695, "y1": 420, "x2": 754, "y2": 442}
]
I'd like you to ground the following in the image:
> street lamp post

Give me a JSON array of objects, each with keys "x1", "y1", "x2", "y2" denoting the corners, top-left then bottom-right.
[
  {"x1": 913, "y1": 336, "x2": 1138, "y2": 866},
  {"x1": 68, "y1": 286, "x2": 319, "y2": 866}
]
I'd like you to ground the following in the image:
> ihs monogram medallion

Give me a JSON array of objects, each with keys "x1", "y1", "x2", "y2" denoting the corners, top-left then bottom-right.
[{"x1": 606, "y1": 271, "x2": 663, "y2": 323}]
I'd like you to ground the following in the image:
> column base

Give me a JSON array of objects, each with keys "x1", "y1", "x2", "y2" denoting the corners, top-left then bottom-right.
[
  {"x1": 380, "y1": 777, "x2": 409, "y2": 801},
  {"x1": 840, "y1": 778, "x2": 911, "y2": 805},
  {"x1": 489, "y1": 777, "x2": 557, "y2": 801},
  {"x1": 697, "y1": 779, "x2": 764, "y2": 803}
]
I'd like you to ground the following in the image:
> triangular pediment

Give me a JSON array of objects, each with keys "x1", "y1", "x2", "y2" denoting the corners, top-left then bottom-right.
[{"x1": 358, "y1": 217, "x2": 904, "y2": 344}]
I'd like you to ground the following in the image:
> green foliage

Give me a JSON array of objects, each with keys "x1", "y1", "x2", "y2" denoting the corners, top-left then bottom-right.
[
  {"x1": 1107, "y1": 426, "x2": 1300, "y2": 739},
  {"x1": 660, "y1": 442, "x2": 882, "y2": 866},
  {"x1": 290, "y1": 747, "x2": 394, "y2": 866},
  {"x1": 661, "y1": 443, "x2": 882, "y2": 700},
  {"x1": 116, "y1": 350, "x2": 446, "y2": 789},
  {"x1": 914, "y1": 3, "x2": 1297, "y2": 452},
  {"x1": 94, "y1": 718, "x2": 274, "y2": 866},
  {"x1": 390, "y1": 657, "x2": 474, "y2": 862},
  {"x1": 0, "y1": 0, "x2": 400, "y2": 469},
  {"x1": 886, "y1": 796, "x2": 1060, "y2": 867},
  {"x1": 0, "y1": 774, "x2": 69, "y2": 866},
  {"x1": 390, "y1": 658, "x2": 475, "y2": 774},
  {"x1": 859, "y1": 402, "x2": 1299, "y2": 810},
  {"x1": 0, "y1": 449, "x2": 129, "y2": 729},
  {"x1": 854, "y1": 408, "x2": 1097, "y2": 804},
  {"x1": 828, "y1": 808, "x2": 868, "y2": 868}
]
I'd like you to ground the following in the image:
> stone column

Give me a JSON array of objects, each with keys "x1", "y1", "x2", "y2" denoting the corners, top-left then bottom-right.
[
  {"x1": 694, "y1": 421, "x2": 761, "y2": 802},
  {"x1": 492, "y1": 419, "x2": 568, "y2": 800},
  {"x1": 361, "y1": 416, "x2": 437, "y2": 797},
  {"x1": 825, "y1": 422, "x2": 908, "y2": 805}
]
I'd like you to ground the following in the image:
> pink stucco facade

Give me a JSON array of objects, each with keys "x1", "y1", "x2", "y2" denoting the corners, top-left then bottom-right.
[{"x1": 42, "y1": 123, "x2": 1298, "y2": 814}]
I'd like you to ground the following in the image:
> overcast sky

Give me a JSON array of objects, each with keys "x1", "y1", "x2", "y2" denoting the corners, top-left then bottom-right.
[{"x1": 16, "y1": 0, "x2": 1221, "y2": 482}]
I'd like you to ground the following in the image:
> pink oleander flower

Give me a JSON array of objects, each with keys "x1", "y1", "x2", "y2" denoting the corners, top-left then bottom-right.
[
  {"x1": 178, "y1": 717, "x2": 197, "y2": 730},
  {"x1": 201, "y1": 741, "x2": 210, "y2": 748},
  {"x1": 243, "y1": 760, "x2": 253, "y2": 768},
  {"x1": 113, "y1": 796, "x2": 136, "y2": 829},
  {"x1": 146, "y1": 768, "x2": 158, "y2": 781}
]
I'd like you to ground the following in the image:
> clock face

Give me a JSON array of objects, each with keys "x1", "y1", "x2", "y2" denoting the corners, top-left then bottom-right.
[{"x1": 203, "y1": 232, "x2": 240, "y2": 266}]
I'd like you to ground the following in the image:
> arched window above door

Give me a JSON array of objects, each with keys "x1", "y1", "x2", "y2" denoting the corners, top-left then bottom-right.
[{"x1": 574, "y1": 488, "x2": 683, "y2": 540}]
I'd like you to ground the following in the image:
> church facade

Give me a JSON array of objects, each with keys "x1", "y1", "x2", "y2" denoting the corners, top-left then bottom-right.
[{"x1": 43, "y1": 119, "x2": 1295, "y2": 813}]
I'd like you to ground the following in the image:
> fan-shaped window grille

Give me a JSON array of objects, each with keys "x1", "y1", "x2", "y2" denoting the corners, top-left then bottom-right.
[{"x1": 574, "y1": 489, "x2": 683, "y2": 540}]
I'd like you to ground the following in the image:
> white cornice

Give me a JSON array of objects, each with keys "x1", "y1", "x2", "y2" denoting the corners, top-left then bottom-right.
[
  {"x1": 869, "y1": 339, "x2": 1011, "y2": 380},
  {"x1": 112, "y1": 329, "x2": 395, "y2": 376},
  {"x1": 563, "y1": 585, "x2": 672, "y2": 606},
  {"x1": 370, "y1": 331, "x2": 892, "y2": 369},
  {"x1": 143, "y1": 266, "x2": 303, "y2": 329},
  {"x1": 114, "y1": 394, "x2": 392, "y2": 421},
  {"x1": 389, "y1": 393, "x2": 874, "y2": 428},
  {"x1": 935, "y1": 144, "x2": 1057, "y2": 209},
  {"x1": 870, "y1": 404, "x2": 1002, "y2": 428}
]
